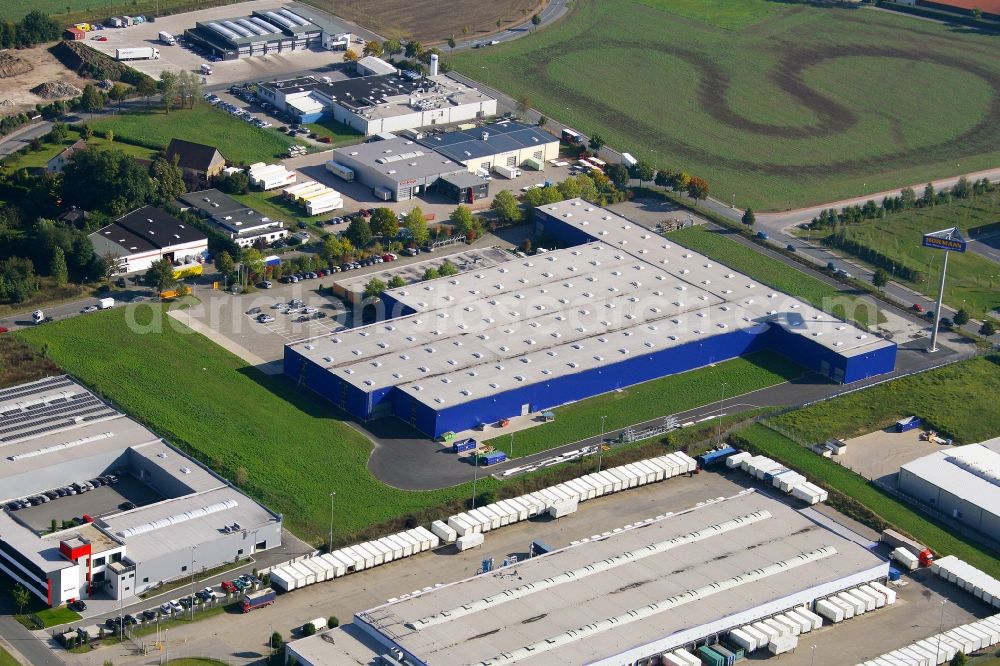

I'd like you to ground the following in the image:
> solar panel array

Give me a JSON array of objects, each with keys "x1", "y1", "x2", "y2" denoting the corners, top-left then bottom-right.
[{"x1": 0, "y1": 378, "x2": 118, "y2": 443}]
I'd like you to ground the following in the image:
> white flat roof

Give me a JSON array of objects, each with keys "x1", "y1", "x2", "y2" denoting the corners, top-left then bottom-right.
[
  {"x1": 295, "y1": 492, "x2": 885, "y2": 666},
  {"x1": 901, "y1": 443, "x2": 1000, "y2": 518},
  {"x1": 288, "y1": 201, "x2": 892, "y2": 409}
]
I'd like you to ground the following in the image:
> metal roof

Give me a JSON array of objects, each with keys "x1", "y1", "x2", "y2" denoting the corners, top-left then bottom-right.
[
  {"x1": 900, "y1": 443, "x2": 1000, "y2": 519},
  {"x1": 419, "y1": 121, "x2": 558, "y2": 163},
  {"x1": 289, "y1": 200, "x2": 892, "y2": 409},
  {"x1": 292, "y1": 492, "x2": 886, "y2": 666},
  {"x1": 331, "y1": 137, "x2": 465, "y2": 183}
]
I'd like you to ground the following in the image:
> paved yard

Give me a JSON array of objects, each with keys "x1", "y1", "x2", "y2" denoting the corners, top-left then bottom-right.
[{"x1": 837, "y1": 428, "x2": 955, "y2": 484}]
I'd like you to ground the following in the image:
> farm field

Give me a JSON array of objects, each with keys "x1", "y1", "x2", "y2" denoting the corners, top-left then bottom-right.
[
  {"x1": 17, "y1": 307, "x2": 473, "y2": 544},
  {"x1": 450, "y1": 0, "x2": 1000, "y2": 210},
  {"x1": 799, "y1": 192, "x2": 1000, "y2": 319},
  {"x1": 87, "y1": 102, "x2": 297, "y2": 165},
  {"x1": 733, "y1": 423, "x2": 1000, "y2": 580},
  {"x1": 668, "y1": 225, "x2": 884, "y2": 328},
  {"x1": 484, "y1": 351, "x2": 805, "y2": 457},
  {"x1": 765, "y1": 353, "x2": 1000, "y2": 445}
]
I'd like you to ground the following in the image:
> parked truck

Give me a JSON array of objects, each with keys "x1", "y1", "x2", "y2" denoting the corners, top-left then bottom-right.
[
  {"x1": 158, "y1": 31, "x2": 176, "y2": 45},
  {"x1": 98, "y1": 297, "x2": 115, "y2": 309},
  {"x1": 32, "y1": 310, "x2": 45, "y2": 324},
  {"x1": 115, "y1": 47, "x2": 160, "y2": 61},
  {"x1": 493, "y1": 164, "x2": 522, "y2": 179},
  {"x1": 242, "y1": 588, "x2": 276, "y2": 613}
]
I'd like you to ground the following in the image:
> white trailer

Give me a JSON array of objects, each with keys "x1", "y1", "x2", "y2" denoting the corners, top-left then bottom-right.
[
  {"x1": 319, "y1": 553, "x2": 346, "y2": 578},
  {"x1": 306, "y1": 192, "x2": 344, "y2": 216},
  {"x1": 346, "y1": 544, "x2": 375, "y2": 570},
  {"x1": 728, "y1": 628, "x2": 758, "y2": 652},
  {"x1": 868, "y1": 580, "x2": 897, "y2": 605},
  {"x1": 357, "y1": 541, "x2": 385, "y2": 566},
  {"x1": 493, "y1": 164, "x2": 522, "y2": 179},
  {"x1": 412, "y1": 526, "x2": 440, "y2": 550},
  {"x1": 301, "y1": 557, "x2": 329, "y2": 582},
  {"x1": 375, "y1": 537, "x2": 400, "y2": 561},
  {"x1": 249, "y1": 164, "x2": 296, "y2": 190},
  {"x1": 456, "y1": 532, "x2": 484, "y2": 551},
  {"x1": 621, "y1": 152, "x2": 637, "y2": 168},
  {"x1": 158, "y1": 30, "x2": 176, "y2": 45},
  {"x1": 815, "y1": 599, "x2": 844, "y2": 623},
  {"x1": 431, "y1": 520, "x2": 457, "y2": 543},
  {"x1": 282, "y1": 181, "x2": 316, "y2": 198},
  {"x1": 549, "y1": 498, "x2": 578, "y2": 518},
  {"x1": 98, "y1": 297, "x2": 115, "y2": 309},
  {"x1": 269, "y1": 567, "x2": 296, "y2": 592},
  {"x1": 115, "y1": 47, "x2": 160, "y2": 60},
  {"x1": 743, "y1": 624, "x2": 770, "y2": 649},
  {"x1": 287, "y1": 562, "x2": 312, "y2": 586}
]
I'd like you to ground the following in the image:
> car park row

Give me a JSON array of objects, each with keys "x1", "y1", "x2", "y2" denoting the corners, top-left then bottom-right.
[{"x1": 4, "y1": 474, "x2": 119, "y2": 512}]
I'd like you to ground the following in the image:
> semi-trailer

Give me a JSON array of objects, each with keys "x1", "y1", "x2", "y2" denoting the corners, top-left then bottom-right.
[
  {"x1": 158, "y1": 31, "x2": 176, "y2": 45},
  {"x1": 242, "y1": 589, "x2": 276, "y2": 612},
  {"x1": 115, "y1": 47, "x2": 160, "y2": 60}
]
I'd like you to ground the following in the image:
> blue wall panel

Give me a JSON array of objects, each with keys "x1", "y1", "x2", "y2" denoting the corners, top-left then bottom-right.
[
  {"x1": 419, "y1": 327, "x2": 769, "y2": 437},
  {"x1": 843, "y1": 343, "x2": 897, "y2": 383},
  {"x1": 535, "y1": 209, "x2": 600, "y2": 247}
]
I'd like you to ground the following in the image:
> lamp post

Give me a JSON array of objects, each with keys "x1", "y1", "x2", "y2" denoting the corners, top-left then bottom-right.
[
  {"x1": 810, "y1": 645, "x2": 817, "y2": 666},
  {"x1": 328, "y1": 491, "x2": 336, "y2": 552},
  {"x1": 471, "y1": 452, "x2": 479, "y2": 509},
  {"x1": 717, "y1": 382, "x2": 728, "y2": 446},
  {"x1": 935, "y1": 600, "x2": 947, "y2": 663},
  {"x1": 598, "y1": 415, "x2": 607, "y2": 472},
  {"x1": 509, "y1": 433, "x2": 514, "y2": 459},
  {"x1": 189, "y1": 544, "x2": 197, "y2": 620}
]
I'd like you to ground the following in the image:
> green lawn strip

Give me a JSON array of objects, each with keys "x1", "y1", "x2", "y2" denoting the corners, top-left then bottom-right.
[
  {"x1": 16, "y1": 606, "x2": 81, "y2": 629},
  {"x1": 668, "y1": 225, "x2": 883, "y2": 328},
  {"x1": 801, "y1": 193, "x2": 1000, "y2": 319},
  {"x1": 449, "y1": 0, "x2": 1000, "y2": 210},
  {"x1": 87, "y1": 102, "x2": 295, "y2": 164},
  {"x1": 767, "y1": 354, "x2": 1000, "y2": 445},
  {"x1": 232, "y1": 190, "x2": 329, "y2": 230},
  {"x1": 0, "y1": 645, "x2": 19, "y2": 666},
  {"x1": 731, "y1": 423, "x2": 1000, "y2": 579},
  {"x1": 304, "y1": 117, "x2": 364, "y2": 147},
  {"x1": 484, "y1": 351, "x2": 805, "y2": 456},
  {"x1": 16, "y1": 306, "x2": 471, "y2": 544}
]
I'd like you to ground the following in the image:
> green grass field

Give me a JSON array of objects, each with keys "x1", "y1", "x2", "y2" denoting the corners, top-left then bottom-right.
[
  {"x1": 0, "y1": 130, "x2": 156, "y2": 173},
  {"x1": 767, "y1": 354, "x2": 1000, "y2": 445},
  {"x1": 668, "y1": 226, "x2": 883, "y2": 328},
  {"x1": 799, "y1": 193, "x2": 1000, "y2": 319},
  {"x1": 733, "y1": 423, "x2": 1000, "y2": 580},
  {"x1": 0, "y1": 645, "x2": 19, "y2": 666},
  {"x1": 88, "y1": 102, "x2": 297, "y2": 165},
  {"x1": 305, "y1": 117, "x2": 364, "y2": 147},
  {"x1": 450, "y1": 1, "x2": 1000, "y2": 210},
  {"x1": 17, "y1": 307, "x2": 470, "y2": 543},
  {"x1": 484, "y1": 351, "x2": 805, "y2": 456},
  {"x1": 233, "y1": 190, "x2": 329, "y2": 229}
]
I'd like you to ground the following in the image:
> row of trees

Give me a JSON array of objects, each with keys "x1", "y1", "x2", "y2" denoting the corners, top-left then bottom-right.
[{"x1": 0, "y1": 10, "x2": 60, "y2": 48}]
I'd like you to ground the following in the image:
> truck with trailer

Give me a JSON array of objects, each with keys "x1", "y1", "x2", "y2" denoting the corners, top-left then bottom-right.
[
  {"x1": 493, "y1": 164, "x2": 522, "y2": 179},
  {"x1": 242, "y1": 588, "x2": 276, "y2": 612},
  {"x1": 158, "y1": 31, "x2": 176, "y2": 45},
  {"x1": 115, "y1": 47, "x2": 160, "y2": 61},
  {"x1": 325, "y1": 161, "x2": 355, "y2": 182}
]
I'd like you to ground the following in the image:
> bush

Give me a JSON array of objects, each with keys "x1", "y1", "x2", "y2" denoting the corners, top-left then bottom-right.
[{"x1": 327, "y1": 616, "x2": 339, "y2": 629}]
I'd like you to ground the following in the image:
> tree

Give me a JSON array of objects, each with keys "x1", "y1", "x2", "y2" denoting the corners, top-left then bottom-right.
[
  {"x1": 217, "y1": 171, "x2": 249, "y2": 195},
  {"x1": 47, "y1": 122, "x2": 68, "y2": 145},
  {"x1": 388, "y1": 275, "x2": 405, "y2": 289},
  {"x1": 685, "y1": 176, "x2": 709, "y2": 202},
  {"x1": 439, "y1": 260, "x2": 459, "y2": 277},
  {"x1": 146, "y1": 258, "x2": 176, "y2": 292},
  {"x1": 588, "y1": 133, "x2": 605, "y2": 151},
  {"x1": 633, "y1": 161, "x2": 655, "y2": 186},
  {"x1": 15, "y1": 11, "x2": 59, "y2": 46},
  {"x1": 270, "y1": 631, "x2": 284, "y2": 651},
  {"x1": 532, "y1": 13, "x2": 542, "y2": 28},
  {"x1": 364, "y1": 277, "x2": 387, "y2": 300},
  {"x1": 61, "y1": 147, "x2": 151, "y2": 215},
  {"x1": 900, "y1": 186, "x2": 916, "y2": 208},
  {"x1": 174, "y1": 282, "x2": 190, "y2": 297},
  {"x1": 343, "y1": 48, "x2": 359, "y2": 62},
  {"x1": 872, "y1": 268, "x2": 888, "y2": 291},
  {"x1": 953, "y1": 309, "x2": 970, "y2": 326},
  {"x1": 404, "y1": 40, "x2": 424, "y2": 59},
  {"x1": 136, "y1": 76, "x2": 157, "y2": 106},
  {"x1": 346, "y1": 216, "x2": 373, "y2": 248},
  {"x1": 108, "y1": 83, "x2": 129, "y2": 113},
  {"x1": 979, "y1": 321, "x2": 996, "y2": 337},
  {"x1": 321, "y1": 235, "x2": 354, "y2": 265},
  {"x1": 104, "y1": 129, "x2": 114, "y2": 143},
  {"x1": 216, "y1": 250, "x2": 235, "y2": 278},
  {"x1": 148, "y1": 157, "x2": 186, "y2": 206},
  {"x1": 362, "y1": 40, "x2": 384, "y2": 57},
  {"x1": 449, "y1": 205, "x2": 477, "y2": 236},
  {"x1": 606, "y1": 163, "x2": 630, "y2": 189},
  {"x1": 404, "y1": 207, "x2": 430, "y2": 246},
  {"x1": 654, "y1": 170, "x2": 671, "y2": 188},
  {"x1": 923, "y1": 182, "x2": 935, "y2": 206},
  {"x1": 80, "y1": 84, "x2": 104, "y2": 119},
  {"x1": 327, "y1": 616, "x2": 339, "y2": 629},
  {"x1": 241, "y1": 248, "x2": 265, "y2": 283},
  {"x1": 422, "y1": 267, "x2": 440, "y2": 281},
  {"x1": 11, "y1": 583, "x2": 29, "y2": 616},
  {"x1": 81, "y1": 124, "x2": 93, "y2": 141},
  {"x1": 159, "y1": 71, "x2": 178, "y2": 114},
  {"x1": 950, "y1": 652, "x2": 967, "y2": 666},
  {"x1": 384, "y1": 38, "x2": 402, "y2": 58},
  {"x1": 951, "y1": 175, "x2": 971, "y2": 199},
  {"x1": 490, "y1": 189, "x2": 522, "y2": 225},
  {"x1": 50, "y1": 246, "x2": 68, "y2": 286},
  {"x1": 369, "y1": 208, "x2": 399, "y2": 238},
  {"x1": 447, "y1": 36, "x2": 456, "y2": 49},
  {"x1": 741, "y1": 208, "x2": 755, "y2": 227}
]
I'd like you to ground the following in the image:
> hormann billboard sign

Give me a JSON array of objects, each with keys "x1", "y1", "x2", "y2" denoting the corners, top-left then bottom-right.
[{"x1": 922, "y1": 227, "x2": 966, "y2": 252}]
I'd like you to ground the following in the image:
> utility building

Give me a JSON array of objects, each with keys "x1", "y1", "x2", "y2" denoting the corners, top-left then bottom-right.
[
  {"x1": 417, "y1": 120, "x2": 559, "y2": 174},
  {"x1": 329, "y1": 137, "x2": 466, "y2": 201},
  {"x1": 897, "y1": 438, "x2": 1000, "y2": 538},
  {"x1": 285, "y1": 200, "x2": 896, "y2": 438},
  {"x1": 177, "y1": 189, "x2": 287, "y2": 249},
  {"x1": 183, "y1": 7, "x2": 322, "y2": 60},
  {"x1": 287, "y1": 492, "x2": 889, "y2": 666},
  {"x1": 89, "y1": 206, "x2": 207, "y2": 275}
]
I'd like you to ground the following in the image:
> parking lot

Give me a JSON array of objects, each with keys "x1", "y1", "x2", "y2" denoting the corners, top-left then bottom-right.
[
  {"x1": 837, "y1": 428, "x2": 954, "y2": 484},
  {"x1": 81, "y1": 0, "x2": 374, "y2": 85},
  {"x1": 13, "y1": 477, "x2": 161, "y2": 533}
]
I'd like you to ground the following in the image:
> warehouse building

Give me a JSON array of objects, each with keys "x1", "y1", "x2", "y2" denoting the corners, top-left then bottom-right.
[
  {"x1": 257, "y1": 71, "x2": 497, "y2": 135},
  {"x1": 284, "y1": 200, "x2": 896, "y2": 438},
  {"x1": 0, "y1": 377, "x2": 282, "y2": 607},
  {"x1": 177, "y1": 189, "x2": 287, "y2": 248},
  {"x1": 328, "y1": 137, "x2": 467, "y2": 201},
  {"x1": 182, "y1": 7, "x2": 323, "y2": 60},
  {"x1": 287, "y1": 491, "x2": 889, "y2": 665},
  {"x1": 89, "y1": 205, "x2": 207, "y2": 275},
  {"x1": 897, "y1": 437, "x2": 1000, "y2": 538},
  {"x1": 417, "y1": 120, "x2": 559, "y2": 174}
]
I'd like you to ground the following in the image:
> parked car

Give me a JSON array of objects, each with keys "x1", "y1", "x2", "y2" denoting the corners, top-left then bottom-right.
[
  {"x1": 237, "y1": 574, "x2": 256, "y2": 588},
  {"x1": 81, "y1": 305, "x2": 99, "y2": 313},
  {"x1": 169, "y1": 599, "x2": 184, "y2": 613},
  {"x1": 160, "y1": 602, "x2": 174, "y2": 615},
  {"x1": 257, "y1": 314, "x2": 275, "y2": 324},
  {"x1": 142, "y1": 609, "x2": 158, "y2": 621},
  {"x1": 68, "y1": 600, "x2": 87, "y2": 612},
  {"x1": 246, "y1": 307, "x2": 262, "y2": 315},
  {"x1": 123, "y1": 614, "x2": 138, "y2": 626},
  {"x1": 911, "y1": 303, "x2": 925, "y2": 313},
  {"x1": 785, "y1": 244, "x2": 796, "y2": 252},
  {"x1": 119, "y1": 501, "x2": 136, "y2": 510},
  {"x1": 220, "y1": 580, "x2": 238, "y2": 593},
  {"x1": 755, "y1": 231, "x2": 769, "y2": 240},
  {"x1": 260, "y1": 281, "x2": 272, "y2": 289}
]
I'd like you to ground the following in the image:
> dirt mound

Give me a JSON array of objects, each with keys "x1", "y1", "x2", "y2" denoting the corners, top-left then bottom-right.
[
  {"x1": 30, "y1": 81, "x2": 82, "y2": 100},
  {"x1": 0, "y1": 52, "x2": 33, "y2": 79}
]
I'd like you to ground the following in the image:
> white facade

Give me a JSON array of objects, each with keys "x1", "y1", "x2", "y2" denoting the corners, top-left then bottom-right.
[{"x1": 89, "y1": 234, "x2": 207, "y2": 274}]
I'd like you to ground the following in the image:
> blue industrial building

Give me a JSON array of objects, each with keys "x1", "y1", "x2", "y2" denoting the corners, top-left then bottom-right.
[{"x1": 285, "y1": 200, "x2": 896, "y2": 437}]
